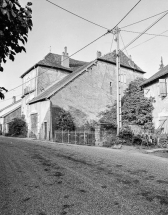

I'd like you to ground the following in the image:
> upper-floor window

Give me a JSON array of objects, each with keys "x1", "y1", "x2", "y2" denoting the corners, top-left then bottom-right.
[{"x1": 159, "y1": 79, "x2": 167, "y2": 98}]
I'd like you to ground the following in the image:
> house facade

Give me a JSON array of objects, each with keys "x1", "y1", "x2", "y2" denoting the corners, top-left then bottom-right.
[
  {"x1": 0, "y1": 97, "x2": 21, "y2": 134},
  {"x1": 25, "y1": 49, "x2": 145, "y2": 140},
  {"x1": 20, "y1": 47, "x2": 87, "y2": 138},
  {"x1": 141, "y1": 64, "x2": 168, "y2": 133}
]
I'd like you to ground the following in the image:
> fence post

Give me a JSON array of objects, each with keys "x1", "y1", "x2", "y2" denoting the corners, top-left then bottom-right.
[{"x1": 62, "y1": 129, "x2": 63, "y2": 143}]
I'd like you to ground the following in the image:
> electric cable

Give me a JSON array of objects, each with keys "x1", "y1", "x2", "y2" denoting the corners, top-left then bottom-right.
[
  {"x1": 121, "y1": 29, "x2": 168, "y2": 37},
  {"x1": 46, "y1": 0, "x2": 108, "y2": 30},
  {"x1": 120, "y1": 32, "x2": 129, "y2": 57},
  {"x1": 129, "y1": 29, "x2": 168, "y2": 50},
  {"x1": 121, "y1": 11, "x2": 168, "y2": 52},
  {"x1": 121, "y1": 9, "x2": 168, "y2": 29}
]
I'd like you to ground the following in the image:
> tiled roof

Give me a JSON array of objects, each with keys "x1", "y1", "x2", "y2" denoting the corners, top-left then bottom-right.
[
  {"x1": 141, "y1": 65, "x2": 168, "y2": 87},
  {"x1": 0, "y1": 99, "x2": 21, "y2": 112},
  {"x1": 28, "y1": 62, "x2": 93, "y2": 104},
  {"x1": 98, "y1": 50, "x2": 145, "y2": 73},
  {"x1": 20, "y1": 53, "x2": 88, "y2": 78}
]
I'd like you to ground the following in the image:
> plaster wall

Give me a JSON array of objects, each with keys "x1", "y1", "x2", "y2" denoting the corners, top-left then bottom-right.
[
  {"x1": 37, "y1": 67, "x2": 69, "y2": 95},
  {"x1": 51, "y1": 61, "x2": 143, "y2": 126},
  {"x1": 28, "y1": 100, "x2": 50, "y2": 139},
  {"x1": 144, "y1": 77, "x2": 168, "y2": 132}
]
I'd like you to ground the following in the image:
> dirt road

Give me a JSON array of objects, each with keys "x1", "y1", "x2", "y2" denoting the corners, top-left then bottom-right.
[{"x1": 0, "y1": 136, "x2": 168, "y2": 215}]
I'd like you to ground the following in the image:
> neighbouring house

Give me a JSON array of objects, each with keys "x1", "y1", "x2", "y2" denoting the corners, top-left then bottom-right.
[
  {"x1": 21, "y1": 47, "x2": 145, "y2": 140},
  {"x1": 141, "y1": 60, "x2": 168, "y2": 133},
  {"x1": 0, "y1": 97, "x2": 21, "y2": 134}
]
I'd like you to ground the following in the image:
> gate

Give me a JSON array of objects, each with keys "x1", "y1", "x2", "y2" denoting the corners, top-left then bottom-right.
[{"x1": 54, "y1": 130, "x2": 95, "y2": 146}]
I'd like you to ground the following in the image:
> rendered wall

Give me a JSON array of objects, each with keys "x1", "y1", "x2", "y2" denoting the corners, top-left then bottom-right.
[
  {"x1": 144, "y1": 77, "x2": 168, "y2": 132},
  {"x1": 28, "y1": 100, "x2": 51, "y2": 139}
]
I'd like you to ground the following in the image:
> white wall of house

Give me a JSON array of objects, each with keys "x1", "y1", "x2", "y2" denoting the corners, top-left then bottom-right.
[
  {"x1": 143, "y1": 76, "x2": 168, "y2": 132},
  {"x1": 28, "y1": 100, "x2": 51, "y2": 139}
]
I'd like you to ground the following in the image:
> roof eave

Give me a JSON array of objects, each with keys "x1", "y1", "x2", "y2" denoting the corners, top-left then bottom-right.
[{"x1": 97, "y1": 58, "x2": 145, "y2": 74}]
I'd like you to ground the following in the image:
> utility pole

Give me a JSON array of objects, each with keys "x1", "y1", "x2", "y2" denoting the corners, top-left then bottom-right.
[{"x1": 113, "y1": 27, "x2": 122, "y2": 135}]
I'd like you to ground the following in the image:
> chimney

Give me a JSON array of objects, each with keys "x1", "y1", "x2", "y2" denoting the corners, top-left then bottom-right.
[
  {"x1": 12, "y1": 96, "x2": 16, "y2": 104},
  {"x1": 61, "y1": 46, "x2": 69, "y2": 68},
  {"x1": 97, "y1": 51, "x2": 102, "y2": 58}
]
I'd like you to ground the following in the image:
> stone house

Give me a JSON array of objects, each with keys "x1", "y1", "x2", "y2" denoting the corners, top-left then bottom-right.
[
  {"x1": 22, "y1": 48, "x2": 145, "y2": 140},
  {"x1": 141, "y1": 64, "x2": 168, "y2": 133},
  {"x1": 0, "y1": 97, "x2": 21, "y2": 134}
]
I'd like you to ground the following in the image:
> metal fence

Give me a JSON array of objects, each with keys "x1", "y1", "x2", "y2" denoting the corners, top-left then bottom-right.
[{"x1": 54, "y1": 130, "x2": 95, "y2": 146}]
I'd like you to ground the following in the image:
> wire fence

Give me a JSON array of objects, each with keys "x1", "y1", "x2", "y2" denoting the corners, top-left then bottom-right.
[{"x1": 53, "y1": 130, "x2": 95, "y2": 146}]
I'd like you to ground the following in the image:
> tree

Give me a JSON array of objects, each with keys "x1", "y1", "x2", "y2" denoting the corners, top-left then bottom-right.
[
  {"x1": 8, "y1": 116, "x2": 28, "y2": 137},
  {"x1": 0, "y1": 0, "x2": 33, "y2": 71},
  {"x1": 52, "y1": 106, "x2": 75, "y2": 131},
  {"x1": 99, "y1": 78, "x2": 154, "y2": 132},
  {"x1": 0, "y1": 87, "x2": 8, "y2": 99}
]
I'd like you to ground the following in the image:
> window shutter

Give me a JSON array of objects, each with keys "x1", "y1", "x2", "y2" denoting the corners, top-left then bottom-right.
[{"x1": 159, "y1": 79, "x2": 167, "y2": 97}]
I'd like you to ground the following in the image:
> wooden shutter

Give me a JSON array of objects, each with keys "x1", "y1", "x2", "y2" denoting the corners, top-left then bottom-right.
[{"x1": 159, "y1": 79, "x2": 167, "y2": 97}]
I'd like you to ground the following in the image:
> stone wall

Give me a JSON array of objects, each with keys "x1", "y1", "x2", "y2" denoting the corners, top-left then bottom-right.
[{"x1": 37, "y1": 67, "x2": 69, "y2": 95}]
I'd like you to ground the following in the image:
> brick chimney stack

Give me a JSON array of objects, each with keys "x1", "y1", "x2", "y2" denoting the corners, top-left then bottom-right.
[
  {"x1": 61, "y1": 46, "x2": 69, "y2": 68},
  {"x1": 97, "y1": 51, "x2": 102, "y2": 58}
]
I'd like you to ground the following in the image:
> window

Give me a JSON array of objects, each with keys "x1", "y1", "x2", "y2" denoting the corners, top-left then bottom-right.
[{"x1": 159, "y1": 79, "x2": 167, "y2": 97}]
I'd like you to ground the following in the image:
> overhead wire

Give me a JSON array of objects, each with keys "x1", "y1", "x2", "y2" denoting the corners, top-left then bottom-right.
[
  {"x1": 121, "y1": 9, "x2": 168, "y2": 29},
  {"x1": 1, "y1": 0, "x2": 143, "y2": 103},
  {"x1": 46, "y1": 0, "x2": 108, "y2": 30},
  {"x1": 110, "y1": 34, "x2": 114, "y2": 53},
  {"x1": 121, "y1": 29, "x2": 168, "y2": 37},
  {"x1": 129, "y1": 29, "x2": 168, "y2": 50},
  {"x1": 121, "y1": 11, "x2": 168, "y2": 52},
  {"x1": 119, "y1": 32, "x2": 129, "y2": 57}
]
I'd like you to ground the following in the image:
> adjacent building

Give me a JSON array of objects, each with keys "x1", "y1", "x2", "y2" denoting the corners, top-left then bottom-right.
[
  {"x1": 0, "y1": 97, "x2": 21, "y2": 134},
  {"x1": 141, "y1": 63, "x2": 168, "y2": 133}
]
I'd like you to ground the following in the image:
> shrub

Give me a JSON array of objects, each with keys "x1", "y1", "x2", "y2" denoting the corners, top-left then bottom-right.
[
  {"x1": 119, "y1": 126, "x2": 133, "y2": 143},
  {"x1": 8, "y1": 117, "x2": 27, "y2": 137}
]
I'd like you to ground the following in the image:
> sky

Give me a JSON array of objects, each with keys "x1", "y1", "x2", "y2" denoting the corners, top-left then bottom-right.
[{"x1": 1, "y1": 0, "x2": 168, "y2": 108}]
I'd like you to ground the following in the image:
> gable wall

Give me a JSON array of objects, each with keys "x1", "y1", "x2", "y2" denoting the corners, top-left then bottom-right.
[{"x1": 51, "y1": 61, "x2": 143, "y2": 127}]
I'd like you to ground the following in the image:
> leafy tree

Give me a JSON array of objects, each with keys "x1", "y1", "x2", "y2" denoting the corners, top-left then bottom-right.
[
  {"x1": 122, "y1": 78, "x2": 154, "y2": 131},
  {"x1": 99, "y1": 78, "x2": 154, "y2": 132},
  {"x1": 52, "y1": 106, "x2": 75, "y2": 131},
  {"x1": 8, "y1": 116, "x2": 28, "y2": 137},
  {"x1": 0, "y1": 0, "x2": 33, "y2": 71}
]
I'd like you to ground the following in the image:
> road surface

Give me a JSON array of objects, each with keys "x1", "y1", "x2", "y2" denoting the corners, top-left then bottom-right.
[{"x1": 0, "y1": 136, "x2": 168, "y2": 215}]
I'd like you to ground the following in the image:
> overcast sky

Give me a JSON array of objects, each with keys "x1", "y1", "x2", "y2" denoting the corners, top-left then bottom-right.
[{"x1": 1, "y1": 0, "x2": 168, "y2": 108}]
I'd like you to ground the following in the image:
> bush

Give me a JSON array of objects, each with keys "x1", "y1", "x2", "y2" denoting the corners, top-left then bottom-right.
[
  {"x1": 8, "y1": 117, "x2": 27, "y2": 137},
  {"x1": 119, "y1": 126, "x2": 133, "y2": 145},
  {"x1": 102, "y1": 133, "x2": 124, "y2": 147}
]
